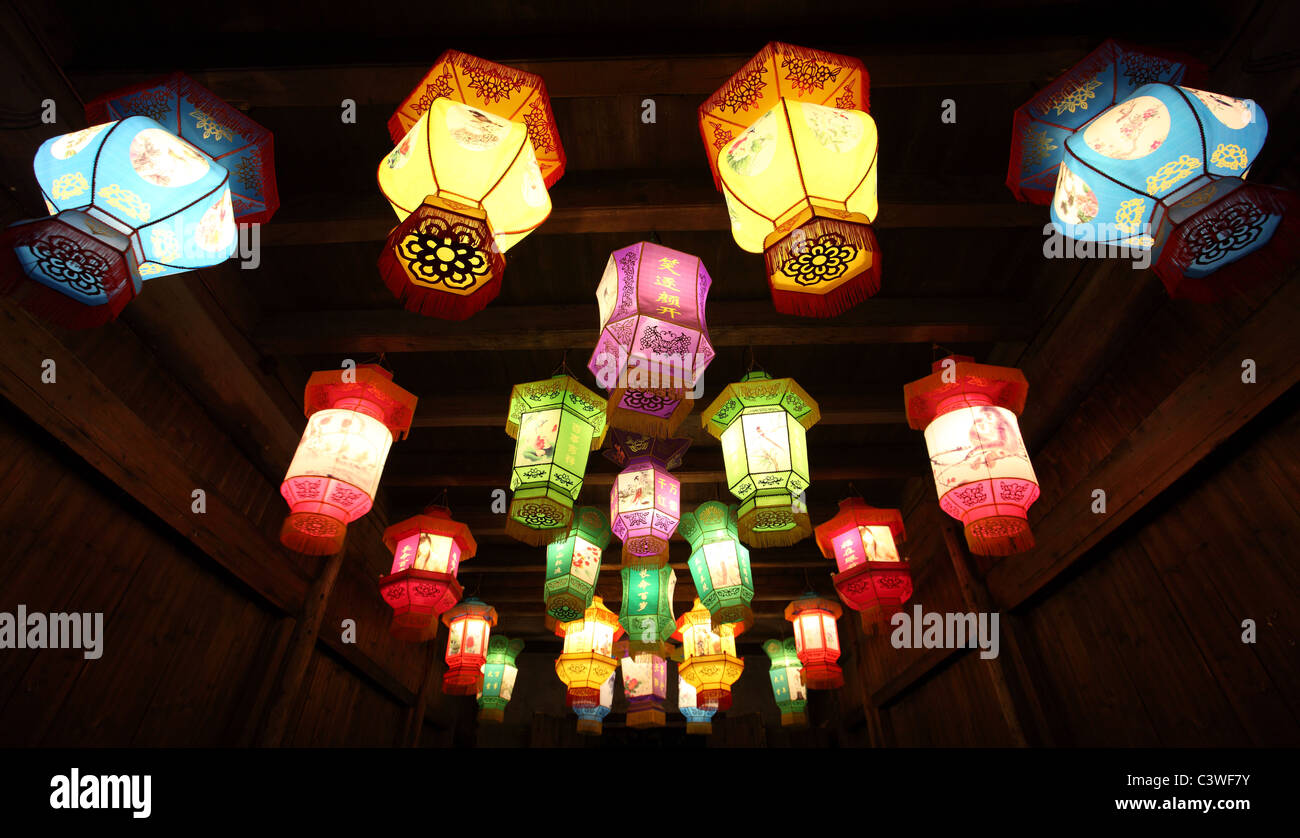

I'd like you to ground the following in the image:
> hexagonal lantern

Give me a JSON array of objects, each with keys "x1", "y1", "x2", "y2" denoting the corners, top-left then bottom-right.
[
  {"x1": 785, "y1": 593, "x2": 843, "y2": 690},
  {"x1": 544, "y1": 505, "x2": 611, "y2": 623},
  {"x1": 617, "y1": 639, "x2": 670, "y2": 729},
  {"x1": 572, "y1": 672, "x2": 616, "y2": 736},
  {"x1": 673, "y1": 598, "x2": 745, "y2": 706},
  {"x1": 477, "y1": 636, "x2": 524, "y2": 723},
  {"x1": 605, "y1": 430, "x2": 689, "y2": 565},
  {"x1": 677, "y1": 675, "x2": 719, "y2": 736},
  {"x1": 763, "y1": 638, "x2": 808, "y2": 728},
  {"x1": 379, "y1": 505, "x2": 476, "y2": 642},
  {"x1": 814, "y1": 498, "x2": 913, "y2": 629},
  {"x1": 554, "y1": 595, "x2": 624, "y2": 708},
  {"x1": 441, "y1": 598, "x2": 497, "y2": 696},
  {"x1": 618, "y1": 564, "x2": 677, "y2": 656},
  {"x1": 704, "y1": 370, "x2": 820, "y2": 547},
  {"x1": 680, "y1": 501, "x2": 754, "y2": 630}
]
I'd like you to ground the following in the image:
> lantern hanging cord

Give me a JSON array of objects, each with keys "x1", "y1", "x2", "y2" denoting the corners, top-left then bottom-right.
[{"x1": 552, "y1": 352, "x2": 572, "y2": 378}]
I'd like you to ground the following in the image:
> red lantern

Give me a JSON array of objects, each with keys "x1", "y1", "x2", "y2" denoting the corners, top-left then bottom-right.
[
  {"x1": 904, "y1": 356, "x2": 1040, "y2": 557},
  {"x1": 785, "y1": 593, "x2": 843, "y2": 689},
  {"x1": 441, "y1": 598, "x2": 497, "y2": 695},
  {"x1": 814, "y1": 498, "x2": 912, "y2": 628},
  {"x1": 280, "y1": 365, "x2": 416, "y2": 555},
  {"x1": 379, "y1": 506, "x2": 476, "y2": 642}
]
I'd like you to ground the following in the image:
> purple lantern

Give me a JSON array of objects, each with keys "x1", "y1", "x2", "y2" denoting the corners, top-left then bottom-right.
[{"x1": 605, "y1": 429, "x2": 690, "y2": 566}]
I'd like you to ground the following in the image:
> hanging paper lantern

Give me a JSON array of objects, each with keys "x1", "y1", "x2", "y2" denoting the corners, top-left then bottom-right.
[
  {"x1": 280, "y1": 364, "x2": 417, "y2": 555},
  {"x1": 677, "y1": 675, "x2": 718, "y2": 736},
  {"x1": 605, "y1": 430, "x2": 689, "y2": 564},
  {"x1": 504, "y1": 374, "x2": 608, "y2": 546},
  {"x1": 762, "y1": 638, "x2": 808, "y2": 728},
  {"x1": 379, "y1": 505, "x2": 475, "y2": 642},
  {"x1": 618, "y1": 564, "x2": 677, "y2": 656},
  {"x1": 700, "y1": 43, "x2": 879, "y2": 318},
  {"x1": 477, "y1": 635, "x2": 525, "y2": 723},
  {"x1": 814, "y1": 498, "x2": 912, "y2": 627},
  {"x1": 903, "y1": 356, "x2": 1039, "y2": 557},
  {"x1": 573, "y1": 672, "x2": 616, "y2": 736},
  {"x1": 544, "y1": 506, "x2": 611, "y2": 623},
  {"x1": 674, "y1": 598, "x2": 744, "y2": 705},
  {"x1": 785, "y1": 593, "x2": 843, "y2": 690},
  {"x1": 441, "y1": 597, "x2": 496, "y2": 696},
  {"x1": 703, "y1": 371, "x2": 820, "y2": 547},
  {"x1": 86, "y1": 71, "x2": 280, "y2": 223},
  {"x1": 617, "y1": 640, "x2": 670, "y2": 729},
  {"x1": 554, "y1": 595, "x2": 624, "y2": 707},
  {"x1": 377, "y1": 53, "x2": 559, "y2": 320},
  {"x1": 1007, "y1": 40, "x2": 1205, "y2": 205},
  {"x1": 679, "y1": 501, "x2": 754, "y2": 630},
  {"x1": 587, "y1": 242, "x2": 716, "y2": 435}
]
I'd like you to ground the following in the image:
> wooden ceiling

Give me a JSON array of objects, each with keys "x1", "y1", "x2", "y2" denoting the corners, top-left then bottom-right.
[{"x1": 9, "y1": 0, "x2": 1293, "y2": 649}]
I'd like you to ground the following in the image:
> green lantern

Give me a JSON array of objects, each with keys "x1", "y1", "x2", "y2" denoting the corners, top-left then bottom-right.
[
  {"x1": 703, "y1": 370, "x2": 820, "y2": 547},
  {"x1": 618, "y1": 564, "x2": 677, "y2": 656},
  {"x1": 680, "y1": 500, "x2": 755, "y2": 630},
  {"x1": 505, "y1": 374, "x2": 608, "y2": 546},
  {"x1": 544, "y1": 506, "x2": 611, "y2": 623},
  {"x1": 477, "y1": 635, "x2": 525, "y2": 723},
  {"x1": 763, "y1": 637, "x2": 808, "y2": 728}
]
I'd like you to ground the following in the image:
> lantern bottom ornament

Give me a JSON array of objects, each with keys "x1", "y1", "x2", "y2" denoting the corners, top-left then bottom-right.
[
  {"x1": 738, "y1": 493, "x2": 813, "y2": 549},
  {"x1": 505, "y1": 490, "x2": 573, "y2": 547},
  {"x1": 782, "y1": 710, "x2": 808, "y2": 728},
  {"x1": 832, "y1": 562, "x2": 913, "y2": 629},
  {"x1": 379, "y1": 568, "x2": 463, "y2": 642},
  {"x1": 478, "y1": 707, "x2": 505, "y2": 723},
  {"x1": 605, "y1": 386, "x2": 695, "y2": 438},
  {"x1": 377, "y1": 196, "x2": 505, "y2": 320},
  {"x1": 764, "y1": 215, "x2": 881, "y2": 319}
]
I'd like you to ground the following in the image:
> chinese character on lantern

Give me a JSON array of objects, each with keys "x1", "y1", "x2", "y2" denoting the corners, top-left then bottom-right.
[
  {"x1": 280, "y1": 364, "x2": 417, "y2": 555},
  {"x1": 617, "y1": 639, "x2": 670, "y2": 729},
  {"x1": 379, "y1": 505, "x2": 475, "y2": 642},
  {"x1": 544, "y1": 505, "x2": 611, "y2": 623},
  {"x1": 377, "y1": 51, "x2": 563, "y2": 320},
  {"x1": 554, "y1": 595, "x2": 624, "y2": 709},
  {"x1": 504, "y1": 374, "x2": 608, "y2": 546},
  {"x1": 699, "y1": 43, "x2": 880, "y2": 318},
  {"x1": 587, "y1": 242, "x2": 716, "y2": 435},
  {"x1": 674, "y1": 598, "x2": 744, "y2": 707},
  {"x1": 785, "y1": 593, "x2": 843, "y2": 689},
  {"x1": 477, "y1": 635, "x2": 524, "y2": 723},
  {"x1": 677, "y1": 675, "x2": 718, "y2": 736},
  {"x1": 903, "y1": 356, "x2": 1040, "y2": 557},
  {"x1": 680, "y1": 501, "x2": 755, "y2": 630},
  {"x1": 618, "y1": 564, "x2": 677, "y2": 656},
  {"x1": 442, "y1": 598, "x2": 496, "y2": 696},
  {"x1": 763, "y1": 637, "x2": 808, "y2": 728},
  {"x1": 704, "y1": 370, "x2": 820, "y2": 547},
  {"x1": 605, "y1": 430, "x2": 689, "y2": 564},
  {"x1": 814, "y1": 497, "x2": 912, "y2": 629}
]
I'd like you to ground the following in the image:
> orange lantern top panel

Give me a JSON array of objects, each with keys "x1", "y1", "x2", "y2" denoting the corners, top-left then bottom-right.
[
  {"x1": 302, "y1": 364, "x2": 419, "y2": 440},
  {"x1": 903, "y1": 356, "x2": 1028, "y2": 431},
  {"x1": 388, "y1": 49, "x2": 566, "y2": 189},
  {"x1": 699, "y1": 42, "x2": 870, "y2": 190},
  {"x1": 813, "y1": 497, "x2": 905, "y2": 558},
  {"x1": 381, "y1": 504, "x2": 478, "y2": 560}
]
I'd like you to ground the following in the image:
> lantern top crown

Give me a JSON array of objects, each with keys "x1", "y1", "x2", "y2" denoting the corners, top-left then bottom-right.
[
  {"x1": 602, "y1": 429, "x2": 691, "y2": 470},
  {"x1": 785, "y1": 593, "x2": 843, "y2": 621},
  {"x1": 382, "y1": 505, "x2": 478, "y2": 559},
  {"x1": 903, "y1": 356, "x2": 1028, "y2": 430},
  {"x1": 703, "y1": 372, "x2": 820, "y2": 438},
  {"x1": 814, "y1": 498, "x2": 905, "y2": 557},
  {"x1": 442, "y1": 597, "x2": 497, "y2": 627},
  {"x1": 486, "y1": 635, "x2": 525, "y2": 664},
  {"x1": 506, "y1": 373, "x2": 608, "y2": 448},
  {"x1": 302, "y1": 363, "x2": 419, "y2": 439},
  {"x1": 678, "y1": 500, "x2": 741, "y2": 548},
  {"x1": 763, "y1": 637, "x2": 801, "y2": 665},
  {"x1": 553, "y1": 595, "x2": 625, "y2": 640},
  {"x1": 673, "y1": 598, "x2": 748, "y2": 640}
]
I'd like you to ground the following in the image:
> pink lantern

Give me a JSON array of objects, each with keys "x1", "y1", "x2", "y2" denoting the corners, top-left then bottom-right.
[
  {"x1": 379, "y1": 506, "x2": 475, "y2": 642},
  {"x1": 814, "y1": 498, "x2": 912, "y2": 629},
  {"x1": 442, "y1": 598, "x2": 496, "y2": 696},
  {"x1": 605, "y1": 429, "x2": 689, "y2": 565},
  {"x1": 587, "y1": 242, "x2": 715, "y2": 437}
]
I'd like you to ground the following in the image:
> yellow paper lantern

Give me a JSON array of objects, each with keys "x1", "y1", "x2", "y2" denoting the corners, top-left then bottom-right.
[
  {"x1": 673, "y1": 598, "x2": 744, "y2": 706},
  {"x1": 554, "y1": 595, "x2": 625, "y2": 707}
]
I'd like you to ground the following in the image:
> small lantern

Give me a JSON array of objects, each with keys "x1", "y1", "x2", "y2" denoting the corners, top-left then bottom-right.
[
  {"x1": 703, "y1": 370, "x2": 820, "y2": 547},
  {"x1": 617, "y1": 640, "x2": 670, "y2": 729},
  {"x1": 814, "y1": 498, "x2": 912, "y2": 627},
  {"x1": 505, "y1": 374, "x2": 608, "y2": 546},
  {"x1": 677, "y1": 675, "x2": 718, "y2": 736},
  {"x1": 618, "y1": 564, "x2": 677, "y2": 656},
  {"x1": 674, "y1": 598, "x2": 745, "y2": 705},
  {"x1": 280, "y1": 364, "x2": 417, "y2": 555},
  {"x1": 605, "y1": 430, "x2": 689, "y2": 564},
  {"x1": 477, "y1": 635, "x2": 524, "y2": 723},
  {"x1": 587, "y1": 242, "x2": 716, "y2": 435},
  {"x1": 903, "y1": 356, "x2": 1039, "y2": 557},
  {"x1": 554, "y1": 595, "x2": 625, "y2": 707},
  {"x1": 785, "y1": 593, "x2": 843, "y2": 690},
  {"x1": 680, "y1": 501, "x2": 755, "y2": 629},
  {"x1": 441, "y1": 597, "x2": 497, "y2": 696},
  {"x1": 763, "y1": 638, "x2": 808, "y2": 728},
  {"x1": 699, "y1": 43, "x2": 880, "y2": 317},
  {"x1": 86, "y1": 71, "x2": 280, "y2": 223},
  {"x1": 379, "y1": 505, "x2": 476, "y2": 642},
  {"x1": 544, "y1": 506, "x2": 611, "y2": 622},
  {"x1": 573, "y1": 672, "x2": 616, "y2": 736},
  {"x1": 1008, "y1": 40, "x2": 1204, "y2": 205}
]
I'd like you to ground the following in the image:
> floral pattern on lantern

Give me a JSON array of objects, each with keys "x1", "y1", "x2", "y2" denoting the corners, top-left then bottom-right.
[
  {"x1": 677, "y1": 675, "x2": 718, "y2": 736},
  {"x1": 587, "y1": 242, "x2": 716, "y2": 435},
  {"x1": 554, "y1": 595, "x2": 624, "y2": 709},
  {"x1": 680, "y1": 501, "x2": 755, "y2": 630},
  {"x1": 280, "y1": 364, "x2": 417, "y2": 555},
  {"x1": 903, "y1": 356, "x2": 1039, "y2": 557},
  {"x1": 379, "y1": 505, "x2": 476, "y2": 642},
  {"x1": 605, "y1": 430, "x2": 689, "y2": 564},
  {"x1": 814, "y1": 498, "x2": 912, "y2": 628},
  {"x1": 763, "y1": 638, "x2": 808, "y2": 728},
  {"x1": 618, "y1": 564, "x2": 677, "y2": 656},
  {"x1": 617, "y1": 639, "x2": 670, "y2": 729},
  {"x1": 442, "y1": 598, "x2": 496, "y2": 696},
  {"x1": 700, "y1": 43, "x2": 880, "y2": 317},
  {"x1": 572, "y1": 672, "x2": 615, "y2": 736},
  {"x1": 704, "y1": 371, "x2": 820, "y2": 547},
  {"x1": 504, "y1": 374, "x2": 608, "y2": 546},
  {"x1": 785, "y1": 593, "x2": 843, "y2": 690},
  {"x1": 674, "y1": 598, "x2": 745, "y2": 705},
  {"x1": 544, "y1": 505, "x2": 611, "y2": 623},
  {"x1": 477, "y1": 635, "x2": 524, "y2": 723},
  {"x1": 1007, "y1": 40, "x2": 1204, "y2": 205}
]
